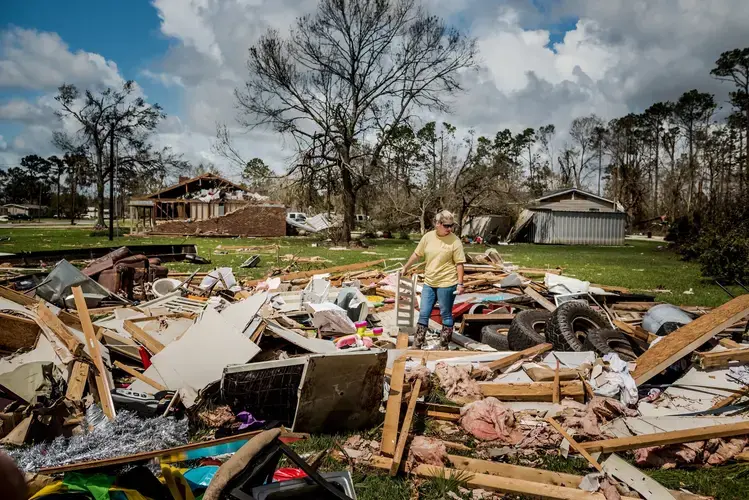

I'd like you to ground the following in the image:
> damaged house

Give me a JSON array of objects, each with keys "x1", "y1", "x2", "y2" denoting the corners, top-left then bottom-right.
[
  {"x1": 130, "y1": 173, "x2": 287, "y2": 237},
  {"x1": 508, "y1": 188, "x2": 626, "y2": 246}
]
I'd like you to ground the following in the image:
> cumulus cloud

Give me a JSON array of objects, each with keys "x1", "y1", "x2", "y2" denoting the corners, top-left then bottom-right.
[{"x1": 0, "y1": 27, "x2": 123, "y2": 91}]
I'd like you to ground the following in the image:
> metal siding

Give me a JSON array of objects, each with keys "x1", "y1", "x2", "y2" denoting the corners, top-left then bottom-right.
[{"x1": 532, "y1": 210, "x2": 624, "y2": 245}]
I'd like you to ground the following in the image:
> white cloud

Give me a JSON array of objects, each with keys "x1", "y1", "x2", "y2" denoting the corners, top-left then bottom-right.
[{"x1": 0, "y1": 27, "x2": 123, "y2": 91}]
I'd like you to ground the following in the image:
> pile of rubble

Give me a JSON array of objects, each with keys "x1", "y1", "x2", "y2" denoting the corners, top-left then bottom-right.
[{"x1": 1, "y1": 246, "x2": 749, "y2": 499}]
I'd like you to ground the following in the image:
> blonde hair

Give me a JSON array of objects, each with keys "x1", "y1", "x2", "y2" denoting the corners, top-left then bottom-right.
[{"x1": 434, "y1": 210, "x2": 455, "y2": 225}]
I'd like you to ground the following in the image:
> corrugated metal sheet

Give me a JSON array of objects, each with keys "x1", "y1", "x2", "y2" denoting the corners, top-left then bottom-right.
[{"x1": 529, "y1": 210, "x2": 625, "y2": 245}]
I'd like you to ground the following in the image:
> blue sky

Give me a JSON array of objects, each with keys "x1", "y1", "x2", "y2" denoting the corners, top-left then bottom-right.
[{"x1": 1, "y1": 0, "x2": 179, "y2": 114}]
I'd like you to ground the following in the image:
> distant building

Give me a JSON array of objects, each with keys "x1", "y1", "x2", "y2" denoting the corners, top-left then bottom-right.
[
  {"x1": 2, "y1": 204, "x2": 47, "y2": 217},
  {"x1": 130, "y1": 173, "x2": 286, "y2": 237},
  {"x1": 508, "y1": 188, "x2": 626, "y2": 245}
]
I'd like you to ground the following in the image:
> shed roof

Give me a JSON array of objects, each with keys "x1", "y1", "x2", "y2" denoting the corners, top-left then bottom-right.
[{"x1": 145, "y1": 173, "x2": 249, "y2": 199}]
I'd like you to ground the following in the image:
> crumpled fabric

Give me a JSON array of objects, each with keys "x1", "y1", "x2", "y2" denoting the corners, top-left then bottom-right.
[
  {"x1": 408, "y1": 436, "x2": 447, "y2": 467},
  {"x1": 460, "y1": 398, "x2": 524, "y2": 443},
  {"x1": 590, "y1": 354, "x2": 638, "y2": 406},
  {"x1": 434, "y1": 362, "x2": 483, "y2": 405}
]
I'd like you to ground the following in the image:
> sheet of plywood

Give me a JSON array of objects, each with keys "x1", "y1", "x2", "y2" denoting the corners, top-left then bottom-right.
[
  {"x1": 633, "y1": 294, "x2": 749, "y2": 385},
  {"x1": 265, "y1": 321, "x2": 337, "y2": 354},
  {"x1": 293, "y1": 350, "x2": 386, "y2": 434},
  {"x1": 220, "y1": 291, "x2": 267, "y2": 334}
]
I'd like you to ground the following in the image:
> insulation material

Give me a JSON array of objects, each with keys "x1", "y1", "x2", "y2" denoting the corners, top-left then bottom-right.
[
  {"x1": 306, "y1": 302, "x2": 356, "y2": 334},
  {"x1": 407, "y1": 436, "x2": 447, "y2": 467},
  {"x1": 5, "y1": 405, "x2": 187, "y2": 472},
  {"x1": 459, "y1": 397, "x2": 524, "y2": 443},
  {"x1": 434, "y1": 362, "x2": 483, "y2": 405}
]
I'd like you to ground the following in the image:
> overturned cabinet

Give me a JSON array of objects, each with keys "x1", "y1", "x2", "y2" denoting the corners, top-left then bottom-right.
[{"x1": 221, "y1": 350, "x2": 386, "y2": 434}]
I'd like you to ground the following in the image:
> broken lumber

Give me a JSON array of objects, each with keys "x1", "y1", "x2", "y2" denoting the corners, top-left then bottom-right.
[
  {"x1": 524, "y1": 286, "x2": 556, "y2": 311},
  {"x1": 481, "y1": 343, "x2": 553, "y2": 372},
  {"x1": 719, "y1": 338, "x2": 743, "y2": 349},
  {"x1": 579, "y1": 420, "x2": 749, "y2": 454},
  {"x1": 695, "y1": 348, "x2": 749, "y2": 369},
  {"x1": 545, "y1": 417, "x2": 603, "y2": 472},
  {"x1": 250, "y1": 259, "x2": 386, "y2": 285},
  {"x1": 123, "y1": 319, "x2": 166, "y2": 354},
  {"x1": 479, "y1": 381, "x2": 584, "y2": 402},
  {"x1": 390, "y1": 378, "x2": 421, "y2": 475},
  {"x1": 447, "y1": 455, "x2": 582, "y2": 488},
  {"x1": 72, "y1": 286, "x2": 116, "y2": 421},
  {"x1": 381, "y1": 356, "x2": 406, "y2": 457},
  {"x1": 36, "y1": 302, "x2": 85, "y2": 357},
  {"x1": 526, "y1": 365, "x2": 580, "y2": 382},
  {"x1": 0, "y1": 312, "x2": 40, "y2": 352},
  {"x1": 65, "y1": 360, "x2": 90, "y2": 401},
  {"x1": 113, "y1": 361, "x2": 167, "y2": 392},
  {"x1": 552, "y1": 360, "x2": 561, "y2": 404},
  {"x1": 632, "y1": 294, "x2": 749, "y2": 385}
]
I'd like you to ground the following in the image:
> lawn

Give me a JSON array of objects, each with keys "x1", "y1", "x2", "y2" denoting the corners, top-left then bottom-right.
[{"x1": 0, "y1": 227, "x2": 735, "y2": 307}]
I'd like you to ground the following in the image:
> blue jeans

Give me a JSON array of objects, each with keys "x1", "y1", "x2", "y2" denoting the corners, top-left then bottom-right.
[{"x1": 417, "y1": 284, "x2": 458, "y2": 328}]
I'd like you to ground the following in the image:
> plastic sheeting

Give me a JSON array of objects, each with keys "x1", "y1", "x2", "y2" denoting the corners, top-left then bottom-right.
[
  {"x1": 5, "y1": 405, "x2": 188, "y2": 472},
  {"x1": 642, "y1": 303, "x2": 693, "y2": 335}
]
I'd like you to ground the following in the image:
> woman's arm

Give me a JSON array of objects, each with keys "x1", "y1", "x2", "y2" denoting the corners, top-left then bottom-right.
[
  {"x1": 402, "y1": 252, "x2": 421, "y2": 273},
  {"x1": 456, "y1": 263, "x2": 465, "y2": 294}
]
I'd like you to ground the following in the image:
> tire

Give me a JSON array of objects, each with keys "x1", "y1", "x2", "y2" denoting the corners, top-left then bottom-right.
[
  {"x1": 545, "y1": 301, "x2": 608, "y2": 351},
  {"x1": 583, "y1": 328, "x2": 638, "y2": 361},
  {"x1": 481, "y1": 325, "x2": 510, "y2": 350},
  {"x1": 508, "y1": 310, "x2": 551, "y2": 350}
]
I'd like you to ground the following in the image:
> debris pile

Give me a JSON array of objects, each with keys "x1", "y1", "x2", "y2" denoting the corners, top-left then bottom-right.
[{"x1": 1, "y1": 245, "x2": 748, "y2": 499}]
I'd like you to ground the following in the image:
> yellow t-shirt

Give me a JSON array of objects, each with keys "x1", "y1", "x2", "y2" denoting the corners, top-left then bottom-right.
[{"x1": 414, "y1": 230, "x2": 466, "y2": 288}]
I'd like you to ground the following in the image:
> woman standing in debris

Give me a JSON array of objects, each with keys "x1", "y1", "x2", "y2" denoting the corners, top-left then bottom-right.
[{"x1": 402, "y1": 210, "x2": 466, "y2": 349}]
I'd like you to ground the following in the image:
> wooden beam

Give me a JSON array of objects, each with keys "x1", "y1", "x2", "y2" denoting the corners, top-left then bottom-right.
[
  {"x1": 461, "y1": 313, "x2": 515, "y2": 323},
  {"x1": 526, "y1": 366, "x2": 580, "y2": 382},
  {"x1": 381, "y1": 356, "x2": 406, "y2": 457},
  {"x1": 552, "y1": 360, "x2": 561, "y2": 404},
  {"x1": 579, "y1": 420, "x2": 749, "y2": 454},
  {"x1": 396, "y1": 332, "x2": 409, "y2": 349},
  {"x1": 481, "y1": 343, "x2": 553, "y2": 372},
  {"x1": 0, "y1": 285, "x2": 36, "y2": 306},
  {"x1": 524, "y1": 286, "x2": 556, "y2": 312},
  {"x1": 479, "y1": 381, "x2": 584, "y2": 402},
  {"x1": 113, "y1": 361, "x2": 167, "y2": 392},
  {"x1": 614, "y1": 320, "x2": 657, "y2": 343},
  {"x1": 123, "y1": 319, "x2": 166, "y2": 354},
  {"x1": 545, "y1": 417, "x2": 603, "y2": 472},
  {"x1": 695, "y1": 348, "x2": 749, "y2": 369},
  {"x1": 72, "y1": 286, "x2": 116, "y2": 421},
  {"x1": 632, "y1": 294, "x2": 749, "y2": 385},
  {"x1": 65, "y1": 361, "x2": 90, "y2": 401},
  {"x1": 36, "y1": 302, "x2": 85, "y2": 357},
  {"x1": 390, "y1": 379, "x2": 421, "y2": 476},
  {"x1": 248, "y1": 259, "x2": 386, "y2": 285},
  {"x1": 719, "y1": 338, "x2": 743, "y2": 349},
  {"x1": 446, "y1": 455, "x2": 582, "y2": 488}
]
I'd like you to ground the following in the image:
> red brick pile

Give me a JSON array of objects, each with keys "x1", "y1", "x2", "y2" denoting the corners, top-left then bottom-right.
[{"x1": 152, "y1": 203, "x2": 286, "y2": 237}]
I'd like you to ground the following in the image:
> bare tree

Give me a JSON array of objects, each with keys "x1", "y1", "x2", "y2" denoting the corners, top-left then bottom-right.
[
  {"x1": 235, "y1": 0, "x2": 476, "y2": 241},
  {"x1": 566, "y1": 115, "x2": 604, "y2": 188}
]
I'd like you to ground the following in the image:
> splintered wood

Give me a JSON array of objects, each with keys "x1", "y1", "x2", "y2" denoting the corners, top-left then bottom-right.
[{"x1": 632, "y1": 294, "x2": 749, "y2": 385}]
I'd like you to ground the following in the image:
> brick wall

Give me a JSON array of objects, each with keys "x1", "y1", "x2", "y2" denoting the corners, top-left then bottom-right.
[{"x1": 152, "y1": 203, "x2": 286, "y2": 237}]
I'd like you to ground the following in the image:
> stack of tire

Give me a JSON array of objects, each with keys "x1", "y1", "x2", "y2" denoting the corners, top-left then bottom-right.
[{"x1": 498, "y1": 301, "x2": 640, "y2": 361}]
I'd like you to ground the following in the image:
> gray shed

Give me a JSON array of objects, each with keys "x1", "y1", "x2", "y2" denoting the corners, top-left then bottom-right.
[{"x1": 508, "y1": 188, "x2": 626, "y2": 245}]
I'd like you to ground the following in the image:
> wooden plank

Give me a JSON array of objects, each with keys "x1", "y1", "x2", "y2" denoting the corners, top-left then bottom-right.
[
  {"x1": 546, "y1": 417, "x2": 603, "y2": 472},
  {"x1": 381, "y1": 356, "x2": 406, "y2": 457},
  {"x1": 579, "y1": 420, "x2": 749, "y2": 454},
  {"x1": 130, "y1": 312, "x2": 196, "y2": 322},
  {"x1": 632, "y1": 294, "x2": 749, "y2": 385},
  {"x1": 695, "y1": 348, "x2": 749, "y2": 369},
  {"x1": 404, "y1": 350, "x2": 483, "y2": 361},
  {"x1": 553, "y1": 360, "x2": 561, "y2": 404},
  {"x1": 462, "y1": 313, "x2": 515, "y2": 323},
  {"x1": 524, "y1": 286, "x2": 556, "y2": 312},
  {"x1": 390, "y1": 379, "x2": 421, "y2": 475},
  {"x1": 100, "y1": 329, "x2": 142, "y2": 361},
  {"x1": 526, "y1": 366, "x2": 580, "y2": 382},
  {"x1": 123, "y1": 319, "x2": 166, "y2": 354},
  {"x1": 65, "y1": 360, "x2": 90, "y2": 401},
  {"x1": 479, "y1": 381, "x2": 584, "y2": 402},
  {"x1": 481, "y1": 343, "x2": 553, "y2": 372},
  {"x1": 710, "y1": 383, "x2": 749, "y2": 410},
  {"x1": 0, "y1": 285, "x2": 36, "y2": 306},
  {"x1": 113, "y1": 361, "x2": 167, "y2": 392},
  {"x1": 249, "y1": 259, "x2": 386, "y2": 285},
  {"x1": 72, "y1": 286, "x2": 116, "y2": 421},
  {"x1": 614, "y1": 320, "x2": 657, "y2": 343},
  {"x1": 36, "y1": 302, "x2": 85, "y2": 357},
  {"x1": 396, "y1": 332, "x2": 409, "y2": 349},
  {"x1": 719, "y1": 338, "x2": 743, "y2": 349},
  {"x1": 447, "y1": 455, "x2": 582, "y2": 488}
]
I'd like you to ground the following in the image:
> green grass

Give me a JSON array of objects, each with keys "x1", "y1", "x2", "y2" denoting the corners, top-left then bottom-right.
[{"x1": 0, "y1": 227, "x2": 736, "y2": 307}]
